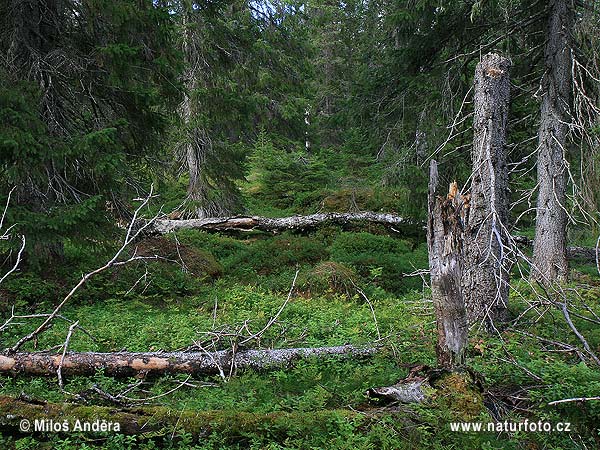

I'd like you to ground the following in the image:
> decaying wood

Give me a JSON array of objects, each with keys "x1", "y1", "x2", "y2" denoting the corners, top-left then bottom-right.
[
  {"x1": 426, "y1": 160, "x2": 468, "y2": 370},
  {"x1": 0, "y1": 395, "x2": 360, "y2": 436},
  {"x1": 149, "y1": 212, "x2": 412, "y2": 234},
  {"x1": 462, "y1": 53, "x2": 512, "y2": 328},
  {"x1": 0, "y1": 345, "x2": 377, "y2": 377},
  {"x1": 367, "y1": 380, "x2": 431, "y2": 403},
  {"x1": 366, "y1": 366, "x2": 484, "y2": 414}
]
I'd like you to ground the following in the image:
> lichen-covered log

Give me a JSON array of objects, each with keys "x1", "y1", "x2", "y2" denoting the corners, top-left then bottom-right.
[
  {"x1": 462, "y1": 53, "x2": 512, "y2": 329},
  {"x1": 148, "y1": 214, "x2": 599, "y2": 264},
  {"x1": 0, "y1": 345, "x2": 377, "y2": 377},
  {"x1": 149, "y1": 212, "x2": 412, "y2": 234},
  {"x1": 426, "y1": 160, "x2": 468, "y2": 370}
]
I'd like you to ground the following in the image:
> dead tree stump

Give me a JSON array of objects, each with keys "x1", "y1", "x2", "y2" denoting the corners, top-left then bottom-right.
[{"x1": 427, "y1": 160, "x2": 468, "y2": 369}]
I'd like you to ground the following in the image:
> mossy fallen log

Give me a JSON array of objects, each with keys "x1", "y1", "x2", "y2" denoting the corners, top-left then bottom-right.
[
  {"x1": 0, "y1": 395, "x2": 360, "y2": 437},
  {"x1": 0, "y1": 345, "x2": 378, "y2": 377}
]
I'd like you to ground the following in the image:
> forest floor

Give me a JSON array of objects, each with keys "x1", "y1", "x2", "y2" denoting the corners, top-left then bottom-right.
[{"x1": 1, "y1": 226, "x2": 599, "y2": 449}]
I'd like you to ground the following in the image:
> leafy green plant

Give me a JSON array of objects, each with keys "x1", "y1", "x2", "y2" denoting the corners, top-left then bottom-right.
[{"x1": 330, "y1": 232, "x2": 428, "y2": 293}]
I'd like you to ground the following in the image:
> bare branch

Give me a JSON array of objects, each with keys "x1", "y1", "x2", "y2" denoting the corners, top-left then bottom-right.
[
  {"x1": 7, "y1": 186, "x2": 160, "y2": 353},
  {"x1": 548, "y1": 396, "x2": 600, "y2": 406},
  {"x1": 57, "y1": 321, "x2": 79, "y2": 390}
]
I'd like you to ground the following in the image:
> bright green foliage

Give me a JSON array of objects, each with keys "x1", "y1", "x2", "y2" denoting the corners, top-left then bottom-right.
[
  {"x1": 331, "y1": 232, "x2": 428, "y2": 292},
  {"x1": 1, "y1": 1, "x2": 600, "y2": 449},
  {"x1": 249, "y1": 131, "x2": 329, "y2": 209}
]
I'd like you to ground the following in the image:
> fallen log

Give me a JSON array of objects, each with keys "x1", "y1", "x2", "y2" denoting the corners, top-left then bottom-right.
[
  {"x1": 149, "y1": 212, "x2": 413, "y2": 234},
  {"x1": 148, "y1": 214, "x2": 598, "y2": 263},
  {"x1": 0, "y1": 345, "x2": 377, "y2": 377},
  {"x1": 0, "y1": 395, "x2": 361, "y2": 436}
]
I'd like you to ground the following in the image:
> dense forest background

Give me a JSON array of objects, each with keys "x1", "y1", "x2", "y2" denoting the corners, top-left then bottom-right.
[
  {"x1": 1, "y1": 0, "x2": 600, "y2": 449},
  {"x1": 4, "y1": 0, "x2": 599, "y2": 253}
]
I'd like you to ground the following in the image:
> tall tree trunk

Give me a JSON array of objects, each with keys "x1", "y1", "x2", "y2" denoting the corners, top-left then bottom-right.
[
  {"x1": 532, "y1": 0, "x2": 572, "y2": 284},
  {"x1": 179, "y1": 4, "x2": 234, "y2": 219},
  {"x1": 427, "y1": 160, "x2": 468, "y2": 369},
  {"x1": 462, "y1": 53, "x2": 512, "y2": 329}
]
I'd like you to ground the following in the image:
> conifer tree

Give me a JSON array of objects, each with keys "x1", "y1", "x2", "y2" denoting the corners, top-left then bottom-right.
[{"x1": 0, "y1": 0, "x2": 179, "y2": 262}]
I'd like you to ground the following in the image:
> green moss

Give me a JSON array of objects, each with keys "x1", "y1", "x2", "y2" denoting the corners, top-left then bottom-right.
[
  {"x1": 0, "y1": 395, "x2": 363, "y2": 440},
  {"x1": 431, "y1": 372, "x2": 485, "y2": 421},
  {"x1": 300, "y1": 261, "x2": 357, "y2": 296},
  {"x1": 135, "y1": 236, "x2": 223, "y2": 280}
]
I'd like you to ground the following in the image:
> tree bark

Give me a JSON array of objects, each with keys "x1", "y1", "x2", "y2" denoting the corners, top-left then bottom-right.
[
  {"x1": 462, "y1": 53, "x2": 512, "y2": 328},
  {"x1": 149, "y1": 213, "x2": 599, "y2": 266},
  {"x1": 532, "y1": 0, "x2": 573, "y2": 284},
  {"x1": 426, "y1": 160, "x2": 468, "y2": 369},
  {"x1": 0, "y1": 345, "x2": 377, "y2": 377}
]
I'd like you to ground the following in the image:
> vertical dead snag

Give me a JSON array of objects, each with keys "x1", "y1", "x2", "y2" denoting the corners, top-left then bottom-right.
[
  {"x1": 462, "y1": 53, "x2": 512, "y2": 329},
  {"x1": 427, "y1": 160, "x2": 468, "y2": 369},
  {"x1": 426, "y1": 53, "x2": 511, "y2": 366},
  {"x1": 368, "y1": 54, "x2": 512, "y2": 406}
]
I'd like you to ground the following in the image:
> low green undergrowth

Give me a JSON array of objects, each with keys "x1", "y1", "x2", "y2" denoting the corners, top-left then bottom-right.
[{"x1": 1, "y1": 229, "x2": 599, "y2": 449}]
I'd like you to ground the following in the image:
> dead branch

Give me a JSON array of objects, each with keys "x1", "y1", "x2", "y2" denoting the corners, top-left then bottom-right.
[
  {"x1": 6, "y1": 186, "x2": 162, "y2": 353},
  {"x1": 238, "y1": 269, "x2": 299, "y2": 346},
  {"x1": 0, "y1": 308, "x2": 95, "y2": 340},
  {"x1": 548, "y1": 396, "x2": 600, "y2": 406},
  {"x1": 0, "y1": 188, "x2": 25, "y2": 285},
  {"x1": 57, "y1": 321, "x2": 79, "y2": 390}
]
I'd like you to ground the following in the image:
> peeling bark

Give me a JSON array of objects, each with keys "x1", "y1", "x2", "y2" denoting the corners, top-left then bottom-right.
[{"x1": 0, "y1": 345, "x2": 377, "y2": 377}]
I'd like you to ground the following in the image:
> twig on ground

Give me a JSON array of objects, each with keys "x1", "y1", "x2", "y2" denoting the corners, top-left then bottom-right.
[{"x1": 548, "y1": 396, "x2": 600, "y2": 406}]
